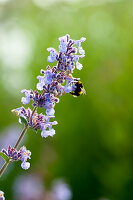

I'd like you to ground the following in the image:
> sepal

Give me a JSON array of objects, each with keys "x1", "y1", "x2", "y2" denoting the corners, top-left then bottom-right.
[
  {"x1": 0, "y1": 152, "x2": 9, "y2": 162},
  {"x1": 19, "y1": 116, "x2": 27, "y2": 125}
]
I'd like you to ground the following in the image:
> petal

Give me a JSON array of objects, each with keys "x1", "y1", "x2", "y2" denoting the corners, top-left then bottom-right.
[
  {"x1": 41, "y1": 129, "x2": 55, "y2": 138},
  {"x1": 47, "y1": 56, "x2": 56, "y2": 63},
  {"x1": 59, "y1": 35, "x2": 68, "y2": 43},
  {"x1": 59, "y1": 46, "x2": 67, "y2": 53},
  {"x1": 48, "y1": 129, "x2": 55, "y2": 137},
  {"x1": 41, "y1": 130, "x2": 48, "y2": 138},
  {"x1": 37, "y1": 75, "x2": 44, "y2": 82},
  {"x1": 80, "y1": 37, "x2": 86, "y2": 42},
  {"x1": 47, "y1": 48, "x2": 57, "y2": 53},
  {"x1": 52, "y1": 121, "x2": 58, "y2": 125},
  {"x1": 21, "y1": 162, "x2": 30, "y2": 170},
  {"x1": 76, "y1": 62, "x2": 83, "y2": 70},
  {"x1": 64, "y1": 85, "x2": 72, "y2": 93},
  {"x1": 78, "y1": 47, "x2": 85, "y2": 55},
  {"x1": 21, "y1": 97, "x2": 30, "y2": 105},
  {"x1": 46, "y1": 108, "x2": 55, "y2": 116},
  {"x1": 36, "y1": 82, "x2": 44, "y2": 91},
  {"x1": 21, "y1": 89, "x2": 27, "y2": 94}
]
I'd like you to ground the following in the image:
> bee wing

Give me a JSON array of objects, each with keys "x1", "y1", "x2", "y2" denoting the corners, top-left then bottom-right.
[{"x1": 82, "y1": 88, "x2": 86, "y2": 95}]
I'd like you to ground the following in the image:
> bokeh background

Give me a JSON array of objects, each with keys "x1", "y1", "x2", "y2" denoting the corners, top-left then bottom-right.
[{"x1": 0, "y1": 0, "x2": 133, "y2": 199}]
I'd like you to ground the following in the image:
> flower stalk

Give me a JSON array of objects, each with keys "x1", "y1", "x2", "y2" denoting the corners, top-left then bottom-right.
[{"x1": 0, "y1": 159, "x2": 10, "y2": 178}]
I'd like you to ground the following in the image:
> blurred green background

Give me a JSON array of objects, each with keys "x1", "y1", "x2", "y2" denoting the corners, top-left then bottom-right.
[{"x1": 0, "y1": 0, "x2": 133, "y2": 199}]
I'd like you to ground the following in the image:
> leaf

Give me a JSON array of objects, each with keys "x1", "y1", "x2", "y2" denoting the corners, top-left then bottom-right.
[
  {"x1": 0, "y1": 152, "x2": 9, "y2": 162},
  {"x1": 19, "y1": 116, "x2": 27, "y2": 125},
  {"x1": 29, "y1": 127, "x2": 38, "y2": 133}
]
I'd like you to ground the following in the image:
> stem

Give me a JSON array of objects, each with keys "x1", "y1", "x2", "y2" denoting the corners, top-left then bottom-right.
[
  {"x1": 0, "y1": 106, "x2": 37, "y2": 178},
  {"x1": 14, "y1": 106, "x2": 37, "y2": 149},
  {"x1": 0, "y1": 160, "x2": 10, "y2": 178},
  {"x1": 14, "y1": 124, "x2": 29, "y2": 149}
]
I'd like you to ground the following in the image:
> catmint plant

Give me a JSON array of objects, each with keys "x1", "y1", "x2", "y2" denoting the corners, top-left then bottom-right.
[{"x1": 0, "y1": 34, "x2": 86, "y2": 197}]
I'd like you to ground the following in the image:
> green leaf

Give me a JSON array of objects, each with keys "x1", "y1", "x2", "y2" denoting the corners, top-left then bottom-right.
[
  {"x1": 0, "y1": 152, "x2": 9, "y2": 162},
  {"x1": 29, "y1": 127, "x2": 38, "y2": 133},
  {"x1": 20, "y1": 116, "x2": 27, "y2": 125}
]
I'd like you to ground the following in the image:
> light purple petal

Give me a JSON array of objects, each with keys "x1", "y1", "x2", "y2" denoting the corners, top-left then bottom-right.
[
  {"x1": 48, "y1": 129, "x2": 55, "y2": 137},
  {"x1": 36, "y1": 83, "x2": 44, "y2": 91},
  {"x1": 21, "y1": 97, "x2": 30, "y2": 105},
  {"x1": 47, "y1": 48, "x2": 57, "y2": 53},
  {"x1": 47, "y1": 48, "x2": 57, "y2": 63},
  {"x1": 37, "y1": 75, "x2": 44, "y2": 82},
  {"x1": 48, "y1": 56, "x2": 56, "y2": 63},
  {"x1": 41, "y1": 129, "x2": 55, "y2": 138},
  {"x1": 51, "y1": 121, "x2": 58, "y2": 125},
  {"x1": 59, "y1": 35, "x2": 68, "y2": 53},
  {"x1": 59, "y1": 35, "x2": 68, "y2": 43},
  {"x1": 21, "y1": 162, "x2": 30, "y2": 170},
  {"x1": 76, "y1": 62, "x2": 83, "y2": 70},
  {"x1": 78, "y1": 47, "x2": 85, "y2": 55},
  {"x1": 64, "y1": 85, "x2": 72, "y2": 93},
  {"x1": 46, "y1": 108, "x2": 55, "y2": 116},
  {"x1": 80, "y1": 37, "x2": 86, "y2": 42}
]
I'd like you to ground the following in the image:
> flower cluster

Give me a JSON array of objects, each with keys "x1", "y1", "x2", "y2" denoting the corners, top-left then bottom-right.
[
  {"x1": 12, "y1": 107, "x2": 57, "y2": 138},
  {"x1": 13, "y1": 34, "x2": 86, "y2": 137},
  {"x1": 2, "y1": 146, "x2": 31, "y2": 170},
  {"x1": 0, "y1": 191, "x2": 5, "y2": 200}
]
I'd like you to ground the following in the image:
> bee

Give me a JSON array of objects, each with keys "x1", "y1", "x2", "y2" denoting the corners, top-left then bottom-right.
[{"x1": 70, "y1": 80, "x2": 86, "y2": 97}]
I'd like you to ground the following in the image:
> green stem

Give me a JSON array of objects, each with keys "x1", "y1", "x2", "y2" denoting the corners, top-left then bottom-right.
[
  {"x1": 14, "y1": 106, "x2": 37, "y2": 149},
  {"x1": 0, "y1": 106, "x2": 37, "y2": 178},
  {"x1": 14, "y1": 124, "x2": 29, "y2": 149},
  {"x1": 0, "y1": 160, "x2": 10, "y2": 178}
]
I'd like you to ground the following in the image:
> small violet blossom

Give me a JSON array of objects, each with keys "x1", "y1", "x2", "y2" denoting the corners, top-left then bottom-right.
[
  {"x1": 59, "y1": 35, "x2": 69, "y2": 53},
  {"x1": 75, "y1": 37, "x2": 86, "y2": 55},
  {"x1": 21, "y1": 90, "x2": 33, "y2": 105},
  {"x1": 47, "y1": 48, "x2": 57, "y2": 63},
  {"x1": 2, "y1": 146, "x2": 31, "y2": 170}
]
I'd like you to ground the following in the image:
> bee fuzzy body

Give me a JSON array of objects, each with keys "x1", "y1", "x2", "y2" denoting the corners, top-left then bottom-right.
[{"x1": 70, "y1": 80, "x2": 85, "y2": 97}]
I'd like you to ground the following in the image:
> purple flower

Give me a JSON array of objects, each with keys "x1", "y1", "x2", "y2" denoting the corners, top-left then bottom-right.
[
  {"x1": 37, "y1": 70, "x2": 55, "y2": 91},
  {"x1": 19, "y1": 146, "x2": 31, "y2": 170},
  {"x1": 44, "y1": 70, "x2": 54, "y2": 84},
  {"x1": 46, "y1": 108, "x2": 55, "y2": 116},
  {"x1": 36, "y1": 76, "x2": 45, "y2": 91},
  {"x1": 12, "y1": 107, "x2": 58, "y2": 139},
  {"x1": 41, "y1": 120, "x2": 57, "y2": 138},
  {"x1": 19, "y1": 146, "x2": 31, "y2": 163},
  {"x1": 76, "y1": 62, "x2": 83, "y2": 70},
  {"x1": 21, "y1": 90, "x2": 32, "y2": 104},
  {"x1": 1, "y1": 146, "x2": 31, "y2": 170},
  {"x1": 21, "y1": 162, "x2": 30, "y2": 170},
  {"x1": 44, "y1": 101, "x2": 54, "y2": 110},
  {"x1": 12, "y1": 107, "x2": 28, "y2": 124},
  {"x1": 74, "y1": 55, "x2": 84, "y2": 70},
  {"x1": 2, "y1": 146, "x2": 20, "y2": 161},
  {"x1": 41, "y1": 128, "x2": 55, "y2": 138},
  {"x1": 47, "y1": 48, "x2": 57, "y2": 63},
  {"x1": 59, "y1": 35, "x2": 69, "y2": 53},
  {"x1": 63, "y1": 85, "x2": 72, "y2": 93},
  {"x1": 75, "y1": 37, "x2": 86, "y2": 55}
]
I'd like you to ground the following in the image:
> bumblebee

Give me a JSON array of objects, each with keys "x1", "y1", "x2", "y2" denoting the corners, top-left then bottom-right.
[{"x1": 70, "y1": 80, "x2": 86, "y2": 97}]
